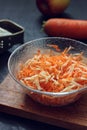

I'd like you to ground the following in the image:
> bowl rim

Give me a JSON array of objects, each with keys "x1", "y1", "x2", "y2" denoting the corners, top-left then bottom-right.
[{"x1": 8, "y1": 37, "x2": 87, "y2": 97}]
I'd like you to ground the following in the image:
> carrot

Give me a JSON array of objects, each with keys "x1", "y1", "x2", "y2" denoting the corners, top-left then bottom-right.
[
  {"x1": 43, "y1": 18, "x2": 87, "y2": 39},
  {"x1": 17, "y1": 45, "x2": 87, "y2": 93}
]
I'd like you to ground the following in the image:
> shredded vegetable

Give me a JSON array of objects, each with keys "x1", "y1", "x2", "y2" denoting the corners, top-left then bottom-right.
[{"x1": 17, "y1": 45, "x2": 87, "y2": 93}]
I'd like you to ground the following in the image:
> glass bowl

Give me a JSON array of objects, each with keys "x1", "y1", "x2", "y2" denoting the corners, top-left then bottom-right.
[{"x1": 8, "y1": 37, "x2": 87, "y2": 106}]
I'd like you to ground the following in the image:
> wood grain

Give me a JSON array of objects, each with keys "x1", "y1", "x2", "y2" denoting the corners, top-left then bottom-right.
[{"x1": 0, "y1": 74, "x2": 87, "y2": 130}]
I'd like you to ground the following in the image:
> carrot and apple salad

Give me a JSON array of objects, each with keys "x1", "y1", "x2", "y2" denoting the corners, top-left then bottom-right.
[{"x1": 17, "y1": 45, "x2": 87, "y2": 93}]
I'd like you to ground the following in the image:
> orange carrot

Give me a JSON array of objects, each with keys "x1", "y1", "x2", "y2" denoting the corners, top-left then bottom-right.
[{"x1": 43, "y1": 18, "x2": 87, "y2": 39}]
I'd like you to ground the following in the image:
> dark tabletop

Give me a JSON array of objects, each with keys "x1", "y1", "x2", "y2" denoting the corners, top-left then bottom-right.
[{"x1": 0, "y1": 0, "x2": 87, "y2": 130}]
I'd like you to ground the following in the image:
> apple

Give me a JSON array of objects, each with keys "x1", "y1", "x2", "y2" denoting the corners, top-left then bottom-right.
[{"x1": 36, "y1": 0, "x2": 70, "y2": 17}]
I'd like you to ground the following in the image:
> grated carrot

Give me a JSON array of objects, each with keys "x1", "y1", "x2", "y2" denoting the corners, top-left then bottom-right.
[{"x1": 17, "y1": 45, "x2": 87, "y2": 93}]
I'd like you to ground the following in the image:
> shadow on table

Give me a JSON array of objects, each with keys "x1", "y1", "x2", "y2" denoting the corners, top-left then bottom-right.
[
  {"x1": 0, "y1": 51, "x2": 11, "y2": 83},
  {"x1": 0, "y1": 112, "x2": 67, "y2": 130}
]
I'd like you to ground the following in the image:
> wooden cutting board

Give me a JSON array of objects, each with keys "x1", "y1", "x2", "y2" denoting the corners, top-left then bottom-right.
[{"x1": 0, "y1": 74, "x2": 87, "y2": 130}]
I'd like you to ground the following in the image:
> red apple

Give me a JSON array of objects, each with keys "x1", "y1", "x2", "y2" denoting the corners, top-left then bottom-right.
[{"x1": 36, "y1": 0, "x2": 70, "y2": 17}]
